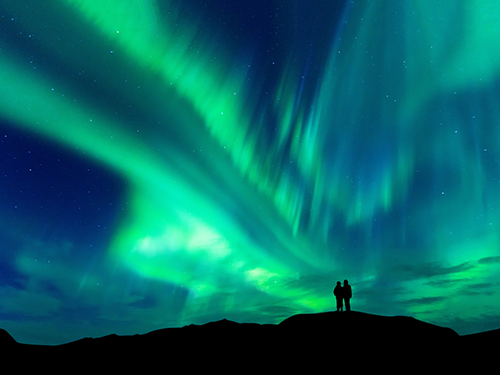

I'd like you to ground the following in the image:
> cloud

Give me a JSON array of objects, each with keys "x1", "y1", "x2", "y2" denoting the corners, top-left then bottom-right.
[
  {"x1": 354, "y1": 284, "x2": 407, "y2": 299},
  {"x1": 477, "y1": 256, "x2": 500, "y2": 265},
  {"x1": 423, "y1": 278, "x2": 469, "y2": 288},
  {"x1": 394, "y1": 260, "x2": 475, "y2": 280},
  {"x1": 457, "y1": 281, "x2": 499, "y2": 296},
  {"x1": 400, "y1": 296, "x2": 447, "y2": 307},
  {"x1": 128, "y1": 295, "x2": 159, "y2": 309},
  {"x1": 0, "y1": 259, "x2": 26, "y2": 290},
  {"x1": 0, "y1": 286, "x2": 61, "y2": 317},
  {"x1": 434, "y1": 312, "x2": 500, "y2": 335}
]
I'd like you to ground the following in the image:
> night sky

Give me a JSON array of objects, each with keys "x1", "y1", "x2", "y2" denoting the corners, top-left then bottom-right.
[{"x1": 2, "y1": 0, "x2": 500, "y2": 345}]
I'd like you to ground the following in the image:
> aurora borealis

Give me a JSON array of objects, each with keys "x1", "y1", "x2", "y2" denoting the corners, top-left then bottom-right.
[{"x1": 1, "y1": 0, "x2": 500, "y2": 345}]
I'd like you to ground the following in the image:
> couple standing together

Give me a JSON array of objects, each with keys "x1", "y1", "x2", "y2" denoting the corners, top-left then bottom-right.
[{"x1": 333, "y1": 280, "x2": 352, "y2": 312}]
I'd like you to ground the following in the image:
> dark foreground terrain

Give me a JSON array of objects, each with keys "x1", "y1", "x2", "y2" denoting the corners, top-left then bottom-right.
[{"x1": 1, "y1": 311, "x2": 497, "y2": 371}]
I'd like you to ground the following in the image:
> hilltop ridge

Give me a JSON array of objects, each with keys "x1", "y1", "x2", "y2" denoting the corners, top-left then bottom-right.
[{"x1": 2, "y1": 311, "x2": 496, "y2": 371}]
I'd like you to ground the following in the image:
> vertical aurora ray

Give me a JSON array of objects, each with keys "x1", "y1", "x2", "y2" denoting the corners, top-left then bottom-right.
[
  {"x1": 1, "y1": 0, "x2": 500, "y2": 344},
  {"x1": 312, "y1": 0, "x2": 500, "y2": 325}
]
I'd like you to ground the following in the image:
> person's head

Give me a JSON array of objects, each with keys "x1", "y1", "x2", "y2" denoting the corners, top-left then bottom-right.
[
  {"x1": 336, "y1": 281, "x2": 341, "y2": 286},
  {"x1": 344, "y1": 279, "x2": 349, "y2": 285}
]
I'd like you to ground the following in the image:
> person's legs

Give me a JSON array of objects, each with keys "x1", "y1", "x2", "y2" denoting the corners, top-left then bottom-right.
[{"x1": 344, "y1": 298, "x2": 350, "y2": 312}]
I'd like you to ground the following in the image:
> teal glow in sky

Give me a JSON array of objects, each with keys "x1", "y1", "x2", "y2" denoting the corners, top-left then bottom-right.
[{"x1": 1, "y1": 0, "x2": 500, "y2": 345}]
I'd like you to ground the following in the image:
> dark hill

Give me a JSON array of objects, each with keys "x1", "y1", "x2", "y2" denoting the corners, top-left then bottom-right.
[
  {"x1": 2, "y1": 311, "x2": 496, "y2": 371},
  {"x1": 0, "y1": 329, "x2": 16, "y2": 345}
]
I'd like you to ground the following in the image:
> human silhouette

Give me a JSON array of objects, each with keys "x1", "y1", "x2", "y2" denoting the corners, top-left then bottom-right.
[
  {"x1": 343, "y1": 279, "x2": 352, "y2": 312},
  {"x1": 333, "y1": 281, "x2": 343, "y2": 312}
]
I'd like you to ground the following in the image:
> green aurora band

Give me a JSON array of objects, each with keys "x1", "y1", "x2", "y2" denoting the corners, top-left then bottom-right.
[{"x1": 1, "y1": 0, "x2": 500, "y2": 344}]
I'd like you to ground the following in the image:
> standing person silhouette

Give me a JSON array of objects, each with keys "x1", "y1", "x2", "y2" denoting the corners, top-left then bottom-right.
[
  {"x1": 333, "y1": 281, "x2": 343, "y2": 312},
  {"x1": 343, "y1": 280, "x2": 352, "y2": 312}
]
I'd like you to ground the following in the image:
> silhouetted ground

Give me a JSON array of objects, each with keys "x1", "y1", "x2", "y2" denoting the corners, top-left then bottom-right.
[{"x1": 2, "y1": 311, "x2": 496, "y2": 371}]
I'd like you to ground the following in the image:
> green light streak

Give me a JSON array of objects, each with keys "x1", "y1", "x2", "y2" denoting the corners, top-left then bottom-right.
[
  {"x1": 2, "y1": 0, "x2": 500, "y2": 335},
  {"x1": 0, "y1": 1, "x2": 333, "y2": 316}
]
